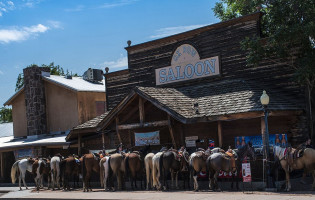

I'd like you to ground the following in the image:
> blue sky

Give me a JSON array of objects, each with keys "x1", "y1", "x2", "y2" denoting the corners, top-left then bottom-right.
[{"x1": 0, "y1": 0, "x2": 220, "y2": 106}]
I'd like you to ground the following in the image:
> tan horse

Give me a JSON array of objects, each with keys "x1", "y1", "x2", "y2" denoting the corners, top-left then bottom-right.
[
  {"x1": 81, "y1": 154, "x2": 100, "y2": 192},
  {"x1": 274, "y1": 146, "x2": 315, "y2": 191},
  {"x1": 145, "y1": 153, "x2": 154, "y2": 190},
  {"x1": 109, "y1": 153, "x2": 125, "y2": 191}
]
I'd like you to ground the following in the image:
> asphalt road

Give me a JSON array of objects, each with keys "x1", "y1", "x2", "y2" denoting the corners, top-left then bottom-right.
[{"x1": 0, "y1": 187, "x2": 314, "y2": 200}]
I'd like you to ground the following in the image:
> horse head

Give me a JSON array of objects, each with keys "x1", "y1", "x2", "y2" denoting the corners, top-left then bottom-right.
[
  {"x1": 178, "y1": 149, "x2": 190, "y2": 172},
  {"x1": 237, "y1": 142, "x2": 256, "y2": 161}
]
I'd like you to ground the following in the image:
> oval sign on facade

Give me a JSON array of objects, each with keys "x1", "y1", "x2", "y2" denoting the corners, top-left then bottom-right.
[{"x1": 155, "y1": 44, "x2": 220, "y2": 86}]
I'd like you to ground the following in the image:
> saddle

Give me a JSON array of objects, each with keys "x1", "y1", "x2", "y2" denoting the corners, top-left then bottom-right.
[
  {"x1": 225, "y1": 151, "x2": 236, "y2": 171},
  {"x1": 287, "y1": 146, "x2": 305, "y2": 166}
]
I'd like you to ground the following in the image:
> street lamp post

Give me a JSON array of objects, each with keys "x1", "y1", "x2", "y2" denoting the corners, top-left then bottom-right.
[{"x1": 260, "y1": 90, "x2": 272, "y2": 189}]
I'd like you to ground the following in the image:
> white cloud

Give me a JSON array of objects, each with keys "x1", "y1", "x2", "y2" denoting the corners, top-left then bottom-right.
[
  {"x1": 64, "y1": 5, "x2": 84, "y2": 12},
  {"x1": 0, "y1": 0, "x2": 15, "y2": 17},
  {"x1": 22, "y1": 0, "x2": 42, "y2": 8},
  {"x1": 98, "y1": 0, "x2": 138, "y2": 9},
  {"x1": 0, "y1": 70, "x2": 3, "y2": 75},
  {"x1": 0, "y1": 22, "x2": 61, "y2": 44},
  {"x1": 101, "y1": 56, "x2": 128, "y2": 70},
  {"x1": 150, "y1": 24, "x2": 209, "y2": 39}
]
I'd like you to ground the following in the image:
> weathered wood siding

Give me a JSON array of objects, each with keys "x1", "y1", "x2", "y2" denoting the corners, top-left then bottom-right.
[{"x1": 105, "y1": 13, "x2": 307, "y2": 145}]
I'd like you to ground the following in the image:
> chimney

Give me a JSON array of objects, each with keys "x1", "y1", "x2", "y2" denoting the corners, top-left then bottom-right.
[{"x1": 23, "y1": 66, "x2": 50, "y2": 136}]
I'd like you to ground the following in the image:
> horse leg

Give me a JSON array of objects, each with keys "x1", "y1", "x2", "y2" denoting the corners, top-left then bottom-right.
[
  {"x1": 285, "y1": 170, "x2": 291, "y2": 191},
  {"x1": 214, "y1": 171, "x2": 220, "y2": 191},
  {"x1": 19, "y1": 173, "x2": 22, "y2": 190},
  {"x1": 192, "y1": 170, "x2": 198, "y2": 191},
  {"x1": 21, "y1": 172, "x2": 28, "y2": 190},
  {"x1": 312, "y1": 170, "x2": 315, "y2": 190},
  {"x1": 175, "y1": 171, "x2": 179, "y2": 189}
]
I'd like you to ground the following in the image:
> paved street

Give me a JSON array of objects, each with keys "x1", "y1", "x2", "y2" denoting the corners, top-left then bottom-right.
[{"x1": 0, "y1": 187, "x2": 314, "y2": 200}]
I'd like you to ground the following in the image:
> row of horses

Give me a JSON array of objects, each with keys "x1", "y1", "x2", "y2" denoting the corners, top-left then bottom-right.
[
  {"x1": 10, "y1": 144, "x2": 315, "y2": 192},
  {"x1": 10, "y1": 143, "x2": 255, "y2": 192}
]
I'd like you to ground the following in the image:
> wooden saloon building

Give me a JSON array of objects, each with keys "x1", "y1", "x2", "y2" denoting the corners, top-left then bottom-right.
[{"x1": 68, "y1": 12, "x2": 308, "y2": 155}]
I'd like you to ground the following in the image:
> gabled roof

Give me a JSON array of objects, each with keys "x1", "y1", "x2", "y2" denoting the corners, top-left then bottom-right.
[
  {"x1": 4, "y1": 75, "x2": 106, "y2": 106},
  {"x1": 93, "y1": 79, "x2": 302, "y2": 133},
  {"x1": 66, "y1": 112, "x2": 110, "y2": 141},
  {"x1": 134, "y1": 79, "x2": 302, "y2": 123},
  {"x1": 3, "y1": 87, "x2": 24, "y2": 106},
  {"x1": 42, "y1": 75, "x2": 105, "y2": 92}
]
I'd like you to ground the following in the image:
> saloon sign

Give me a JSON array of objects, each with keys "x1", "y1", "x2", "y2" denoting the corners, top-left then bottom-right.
[{"x1": 155, "y1": 44, "x2": 220, "y2": 85}]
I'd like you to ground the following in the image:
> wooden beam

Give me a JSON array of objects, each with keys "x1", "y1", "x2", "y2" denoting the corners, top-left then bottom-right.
[
  {"x1": 139, "y1": 97, "x2": 145, "y2": 125},
  {"x1": 118, "y1": 120, "x2": 168, "y2": 130},
  {"x1": 78, "y1": 134, "x2": 82, "y2": 156},
  {"x1": 168, "y1": 115, "x2": 177, "y2": 149},
  {"x1": 116, "y1": 117, "x2": 122, "y2": 143},
  {"x1": 218, "y1": 121, "x2": 223, "y2": 148}
]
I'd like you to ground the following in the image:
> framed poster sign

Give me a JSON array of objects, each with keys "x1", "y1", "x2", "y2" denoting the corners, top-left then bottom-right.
[{"x1": 135, "y1": 131, "x2": 160, "y2": 146}]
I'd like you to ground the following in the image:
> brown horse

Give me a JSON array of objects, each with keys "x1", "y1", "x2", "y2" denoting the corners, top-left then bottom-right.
[
  {"x1": 81, "y1": 154, "x2": 100, "y2": 192},
  {"x1": 189, "y1": 149, "x2": 211, "y2": 191},
  {"x1": 274, "y1": 146, "x2": 315, "y2": 191},
  {"x1": 207, "y1": 143, "x2": 256, "y2": 191},
  {"x1": 125, "y1": 145, "x2": 150, "y2": 190},
  {"x1": 109, "y1": 153, "x2": 125, "y2": 191},
  {"x1": 32, "y1": 158, "x2": 51, "y2": 191},
  {"x1": 60, "y1": 156, "x2": 80, "y2": 191}
]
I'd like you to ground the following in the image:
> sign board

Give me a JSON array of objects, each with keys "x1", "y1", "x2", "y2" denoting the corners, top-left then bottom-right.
[
  {"x1": 185, "y1": 140, "x2": 196, "y2": 147},
  {"x1": 185, "y1": 136, "x2": 198, "y2": 141},
  {"x1": 155, "y1": 44, "x2": 220, "y2": 85},
  {"x1": 14, "y1": 148, "x2": 34, "y2": 160},
  {"x1": 242, "y1": 163, "x2": 252, "y2": 182},
  {"x1": 235, "y1": 134, "x2": 288, "y2": 149},
  {"x1": 135, "y1": 131, "x2": 160, "y2": 146}
]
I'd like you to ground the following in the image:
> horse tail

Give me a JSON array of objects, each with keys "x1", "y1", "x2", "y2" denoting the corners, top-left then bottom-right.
[
  {"x1": 11, "y1": 160, "x2": 20, "y2": 184},
  {"x1": 99, "y1": 159, "x2": 104, "y2": 187},
  {"x1": 125, "y1": 156, "x2": 130, "y2": 180}
]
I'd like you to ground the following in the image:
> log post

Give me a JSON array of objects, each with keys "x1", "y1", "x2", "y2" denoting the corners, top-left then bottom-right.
[
  {"x1": 78, "y1": 134, "x2": 82, "y2": 156},
  {"x1": 218, "y1": 121, "x2": 223, "y2": 148},
  {"x1": 102, "y1": 132, "x2": 105, "y2": 151},
  {"x1": 116, "y1": 117, "x2": 122, "y2": 144},
  {"x1": 139, "y1": 97, "x2": 145, "y2": 126},
  {"x1": 168, "y1": 115, "x2": 177, "y2": 149},
  {"x1": 179, "y1": 125, "x2": 185, "y2": 147}
]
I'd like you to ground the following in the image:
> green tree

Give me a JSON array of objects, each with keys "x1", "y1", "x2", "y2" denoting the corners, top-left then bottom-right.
[
  {"x1": 0, "y1": 107, "x2": 12, "y2": 123},
  {"x1": 15, "y1": 73, "x2": 24, "y2": 91},
  {"x1": 213, "y1": 0, "x2": 315, "y2": 142},
  {"x1": 15, "y1": 63, "x2": 79, "y2": 91}
]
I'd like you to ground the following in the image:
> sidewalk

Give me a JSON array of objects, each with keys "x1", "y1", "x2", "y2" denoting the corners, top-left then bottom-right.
[{"x1": 0, "y1": 187, "x2": 314, "y2": 200}]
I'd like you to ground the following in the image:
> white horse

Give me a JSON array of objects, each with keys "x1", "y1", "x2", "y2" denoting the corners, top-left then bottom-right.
[
  {"x1": 144, "y1": 153, "x2": 155, "y2": 190},
  {"x1": 50, "y1": 155, "x2": 62, "y2": 190},
  {"x1": 11, "y1": 158, "x2": 34, "y2": 190},
  {"x1": 99, "y1": 156, "x2": 110, "y2": 191},
  {"x1": 152, "y1": 152, "x2": 163, "y2": 190},
  {"x1": 274, "y1": 145, "x2": 315, "y2": 191}
]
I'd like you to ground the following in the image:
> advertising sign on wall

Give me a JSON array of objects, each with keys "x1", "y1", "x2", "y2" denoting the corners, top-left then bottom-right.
[
  {"x1": 135, "y1": 131, "x2": 160, "y2": 146},
  {"x1": 235, "y1": 134, "x2": 288, "y2": 149},
  {"x1": 242, "y1": 163, "x2": 252, "y2": 182},
  {"x1": 14, "y1": 148, "x2": 34, "y2": 160},
  {"x1": 155, "y1": 44, "x2": 220, "y2": 85}
]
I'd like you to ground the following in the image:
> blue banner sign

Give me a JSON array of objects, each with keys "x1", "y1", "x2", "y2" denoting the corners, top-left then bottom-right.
[
  {"x1": 135, "y1": 131, "x2": 160, "y2": 146},
  {"x1": 235, "y1": 134, "x2": 288, "y2": 149}
]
